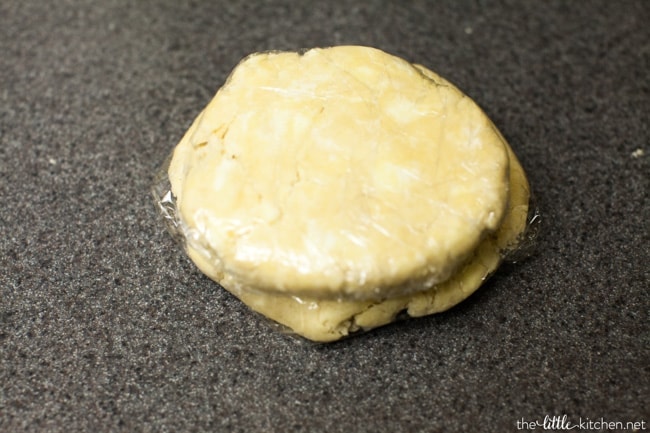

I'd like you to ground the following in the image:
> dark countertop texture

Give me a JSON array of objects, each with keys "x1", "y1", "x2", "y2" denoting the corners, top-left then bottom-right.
[{"x1": 1, "y1": 1, "x2": 648, "y2": 432}]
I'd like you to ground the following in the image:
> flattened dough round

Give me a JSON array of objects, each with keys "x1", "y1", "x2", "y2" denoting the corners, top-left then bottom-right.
[{"x1": 169, "y1": 46, "x2": 510, "y2": 299}]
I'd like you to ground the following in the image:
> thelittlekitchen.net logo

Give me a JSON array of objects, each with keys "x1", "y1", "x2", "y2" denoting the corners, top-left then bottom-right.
[{"x1": 516, "y1": 415, "x2": 646, "y2": 431}]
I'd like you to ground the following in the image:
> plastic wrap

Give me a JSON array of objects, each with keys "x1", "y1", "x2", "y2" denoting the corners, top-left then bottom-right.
[{"x1": 152, "y1": 46, "x2": 540, "y2": 342}]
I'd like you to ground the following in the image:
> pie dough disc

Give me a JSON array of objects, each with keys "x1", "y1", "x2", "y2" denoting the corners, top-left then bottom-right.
[{"x1": 169, "y1": 46, "x2": 510, "y2": 300}]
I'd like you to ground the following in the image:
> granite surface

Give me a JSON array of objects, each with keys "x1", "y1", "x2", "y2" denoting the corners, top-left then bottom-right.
[{"x1": 1, "y1": 1, "x2": 648, "y2": 432}]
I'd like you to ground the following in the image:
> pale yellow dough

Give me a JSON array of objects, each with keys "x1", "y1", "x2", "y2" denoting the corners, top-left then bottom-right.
[
  {"x1": 168, "y1": 46, "x2": 531, "y2": 342},
  {"x1": 169, "y1": 46, "x2": 511, "y2": 300}
]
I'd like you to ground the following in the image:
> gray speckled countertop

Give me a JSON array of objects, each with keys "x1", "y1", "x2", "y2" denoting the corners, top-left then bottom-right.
[{"x1": 1, "y1": 1, "x2": 648, "y2": 432}]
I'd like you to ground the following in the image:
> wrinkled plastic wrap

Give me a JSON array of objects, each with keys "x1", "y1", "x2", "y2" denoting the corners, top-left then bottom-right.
[
  {"x1": 152, "y1": 46, "x2": 540, "y2": 343},
  {"x1": 153, "y1": 156, "x2": 539, "y2": 343}
]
